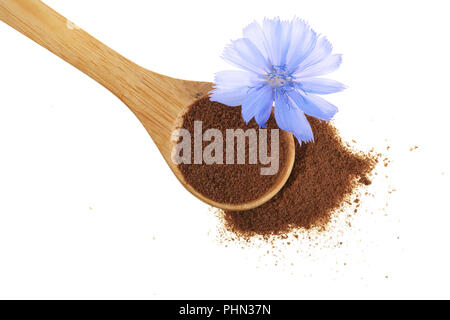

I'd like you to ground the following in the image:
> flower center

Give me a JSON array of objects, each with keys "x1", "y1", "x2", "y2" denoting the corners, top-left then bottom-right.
[{"x1": 266, "y1": 65, "x2": 295, "y2": 93}]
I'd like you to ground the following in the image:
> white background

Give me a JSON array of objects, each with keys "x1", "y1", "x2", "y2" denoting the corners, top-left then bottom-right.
[{"x1": 0, "y1": 0, "x2": 449, "y2": 299}]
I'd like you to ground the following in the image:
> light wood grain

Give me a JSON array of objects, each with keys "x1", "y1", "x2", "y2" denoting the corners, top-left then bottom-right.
[{"x1": 0, "y1": 0, "x2": 295, "y2": 211}]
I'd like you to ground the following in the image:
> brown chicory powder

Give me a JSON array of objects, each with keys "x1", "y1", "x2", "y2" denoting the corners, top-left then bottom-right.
[
  {"x1": 179, "y1": 97, "x2": 378, "y2": 238},
  {"x1": 178, "y1": 97, "x2": 291, "y2": 205},
  {"x1": 223, "y1": 116, "x2": 378, "y2": 237}
]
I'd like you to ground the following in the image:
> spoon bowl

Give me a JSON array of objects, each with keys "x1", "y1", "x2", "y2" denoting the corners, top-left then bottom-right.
[{"x1": 0, "y1": 0, "x2": 295, "y2": 211}]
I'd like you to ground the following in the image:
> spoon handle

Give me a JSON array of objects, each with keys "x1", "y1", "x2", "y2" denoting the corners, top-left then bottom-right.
[
  {"x1": 0, "y1": 0, "x2": 148, "y2": 99},
  {"x1": 0, "y1": 0, "x2": 212, "y2": 165}
]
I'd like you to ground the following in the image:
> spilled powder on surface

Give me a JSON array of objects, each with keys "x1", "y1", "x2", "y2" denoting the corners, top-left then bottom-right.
[{"x1": 218, "y1": 117, "x2": 381, "y2": 240}]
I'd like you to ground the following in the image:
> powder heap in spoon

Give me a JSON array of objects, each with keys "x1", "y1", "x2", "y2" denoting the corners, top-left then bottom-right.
[{"x1": 177, "y1": 97, "x2": 291, "y2": 205}]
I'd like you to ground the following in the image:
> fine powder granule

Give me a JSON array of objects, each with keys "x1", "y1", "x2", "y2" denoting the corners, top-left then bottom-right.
[
  {"x1": 178, "y1": 97, "x2": 291, "y2": 205},
  {"x1": 223, "y1": 116, "x2": 378, "y2": 237}
]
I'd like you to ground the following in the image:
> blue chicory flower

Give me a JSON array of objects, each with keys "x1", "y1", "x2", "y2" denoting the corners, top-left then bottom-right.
[{"x1": 210, "y1": 18, "x2": 345, "y2": 144}]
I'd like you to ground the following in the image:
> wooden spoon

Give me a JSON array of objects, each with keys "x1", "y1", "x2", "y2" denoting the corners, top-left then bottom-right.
[{"x1": 0, "y1": 0, "x2": 295, "y2": 211}]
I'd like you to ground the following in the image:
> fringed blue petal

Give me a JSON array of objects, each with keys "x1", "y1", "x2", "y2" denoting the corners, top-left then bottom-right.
[
  {"x1": 296, "y1": 77, "x2": 346, "y2": 94},
  {"x1": 295, "y1": 54, "x2": 342, "y2": 78},
  {"x1": 262, "y1": 18, "x2": 280, "y2": 65},
  {"x1": 210, "y1": 87, "x2": 248, "y2": 107},
  {"x1": 278, "y1": 20, "x2": 292, "y2": 66},
  {"x1": 255, "y1": 99, "x2": 273, "y2": 127},
  {"x1": 288, "y1": 90, "x2": 338, "y2": 121},
  {"x1": 285, "y1": 18, "x2": 318, "y2": 72},
  {"x1": 241, "y1": 85, "x2": 273, "y2": 124},
  {"x1": 263, "y1": 18, "x2": 291, "y2": 66},
  {"x1": 262, "y1": 17, "x2": 292, "y2": 66},
  {"x1": 242, "y1": 21, "x2": 271, "y2": 61},
  {"x1": 222, "y1": 38, "x2": 270, "y2": 74},
  {"x1": 213, "y1": 70, "x2": 262, "y2": 90},
  {"x1": 294, "y1": 36, "x2": 333, "y2": 74},
  {"x1": 210, "y1": 70, "x2": 261, "y2": 106},
  {"x1": 274, "y1": 93, "x2": 314, "y2": 144}
]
